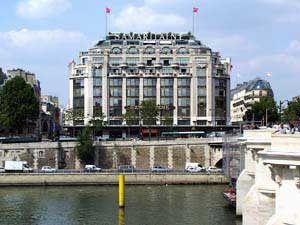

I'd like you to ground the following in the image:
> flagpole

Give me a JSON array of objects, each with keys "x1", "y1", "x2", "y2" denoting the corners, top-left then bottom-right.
[
  {"x1": 192, "y1": 11, "x2": 195, "y2": 35},
  {"x1": 105, "y1": 10, "x2": 107, "y2": 36}
]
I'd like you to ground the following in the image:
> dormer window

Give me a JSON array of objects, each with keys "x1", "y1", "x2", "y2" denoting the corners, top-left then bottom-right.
[
  {"x1": 144, "y1": 47, "x2": 155, "y2": 54},
  {"x1": 111, "y1": 47, "x2": 122, "y2": 54},
  {"x1": 127, "y1": 47, "x2": 139, "y2": 54},
  {"x1": 177, "y1": 47, "x2": 189, "y2": 54},
  {"x1": 161, "y1": 47, "x2": 172, "y2": 54}
]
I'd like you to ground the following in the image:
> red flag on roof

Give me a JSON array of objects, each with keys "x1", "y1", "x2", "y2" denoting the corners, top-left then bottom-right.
[
  {"x1": 193, "y1": 7, "x2": 199, "y2": 13},
  {"x1": 106, "y1": 7, "x2": 111, "y2": 13}
]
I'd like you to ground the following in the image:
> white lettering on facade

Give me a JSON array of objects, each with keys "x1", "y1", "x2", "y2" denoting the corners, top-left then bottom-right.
[{"x1": 109, "y1": 32, "x2": 186, "y2": 41}]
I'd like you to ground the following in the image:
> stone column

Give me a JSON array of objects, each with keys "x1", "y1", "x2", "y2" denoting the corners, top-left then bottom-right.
[
  {"x1": 204, "y1": 144, "x2": 211, "y2": 167},
  {"x1": 122, "y1": 77, "x2": 127, "y2": 116},
  {"x1": 173, "y1": 77, "x2": 178, "y2": 125},
  {"x1": 84, "y1": 72, "x2": 93, "y2": 125},
  {"x1": 102, "y1": 54, "x2": 109, "y2": 121},
  {"x1": 150, "y1": 146, "x2": 155, "y2": 169},
  {"x1": 190, "y1": 73, "x2": 197, "y2": 125},
  {"x1": 185, "y1": 145, "x2": 191, "y2": 164},
  {"x1": 131, "y1": 146, "x2": 136, "y2": 168},
  {"x1": 139, "y1": 77, "x2": 144, "y2": 103},
  {"x1": 33, "y1": 149, "x2": 38, "y2": 170},
  {"x1": 156, "y1": 77, "x2": 161, "y2": 125},
  {"x1": 168, "y1": 147, "x2": 173, "y2": 169},
  {"x1": 206, "y1": 60, "x2": 213, "y2": 125},
  {"x1": 226, "y1": 78, "x2": 231, "y2": 125}
]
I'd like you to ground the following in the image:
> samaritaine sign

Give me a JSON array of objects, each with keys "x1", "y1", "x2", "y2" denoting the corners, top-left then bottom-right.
[{"x1": 107, "y1": 32, "x2": 192, "y2": 41}]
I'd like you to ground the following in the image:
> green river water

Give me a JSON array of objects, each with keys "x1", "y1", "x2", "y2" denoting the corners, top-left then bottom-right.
[{"x1": 0, "y1": 185, "x2": 241, "y2": 225}]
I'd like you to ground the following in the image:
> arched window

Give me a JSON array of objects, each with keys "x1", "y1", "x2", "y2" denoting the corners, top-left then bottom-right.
[
  {"x1": 144, "y1": 47, "x2": 155, "y2": 54},
  {"x1": 177, "y1": 47, "x2": 189, "y2": 54},
  {"x1": 127, "y1": 47, "x2": 139, "y2": 54},
  {"x1": 161, "y1": 47, "x2": 172, "y2": 54},
  {"x1": 111, "y1": 47, "x2": 122, "y2": 54},
  {"x1": 38, "y1": 151, "x2": 44, "y2": 158}
]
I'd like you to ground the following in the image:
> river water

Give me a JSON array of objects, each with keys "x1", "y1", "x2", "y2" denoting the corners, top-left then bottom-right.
[{"x1": 0, "y1": 185, "x2": 241, "y2": 225}]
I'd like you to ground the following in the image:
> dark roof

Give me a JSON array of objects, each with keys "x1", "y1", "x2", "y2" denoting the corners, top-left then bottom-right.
[{"x1": 231, "y1": 77, "x2": 273, "y2": 97}]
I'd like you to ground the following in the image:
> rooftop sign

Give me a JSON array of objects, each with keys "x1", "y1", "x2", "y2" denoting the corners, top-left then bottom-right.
[{"x1": 107, "y1": 32, "x2": 192, "y2": 41}]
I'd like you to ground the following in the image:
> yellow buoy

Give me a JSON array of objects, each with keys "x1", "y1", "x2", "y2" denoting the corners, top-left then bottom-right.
[{"x1": 119, "y1": 175, "x2": 125, "y2": 208}]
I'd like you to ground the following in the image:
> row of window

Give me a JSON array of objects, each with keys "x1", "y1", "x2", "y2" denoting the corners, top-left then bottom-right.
[
  {"x1": 110, "y1": 47, "x2": 190, "y2": 55},
  {"x1": 108, "y1": 57, "x2": 191, "y2": 65}
]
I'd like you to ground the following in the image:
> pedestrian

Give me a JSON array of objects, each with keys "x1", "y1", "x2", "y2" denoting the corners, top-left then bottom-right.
[
  {"x1": 273, "y1": 123, "x2": 287, "y2": 134},
  {"x1": 289, "y1": 122, "x2": 295, "y2": 134}
]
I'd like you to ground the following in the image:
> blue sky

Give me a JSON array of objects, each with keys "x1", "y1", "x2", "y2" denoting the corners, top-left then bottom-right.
[{"x1": 1, "y1": 0, "x2": 300, "y2": 106}]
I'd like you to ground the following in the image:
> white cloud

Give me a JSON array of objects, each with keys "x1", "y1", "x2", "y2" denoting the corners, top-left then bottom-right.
[
  {"x1": 259, "y1": 0, "x2": 300, "y2": 8},
  {"x1": 207, "y1": 35, "x2": 257, "y2": 55},
  {"x1": 112, "y1": 5, "x2": 187, "y2": 32},
  {"x1": 17, "y1": 0, "x2": 71, "y2": 19},
  {"x1": 0, "y1": 28, "x2": 85, "y2": 48}
]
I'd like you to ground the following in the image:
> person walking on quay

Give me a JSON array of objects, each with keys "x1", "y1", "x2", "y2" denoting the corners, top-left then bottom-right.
[
  {"x1": 289, "y1": 122, "x2": 296, "y2": 134},
  {"x1": 273, "y1": 123, "x2": 287, "y2": 134}
]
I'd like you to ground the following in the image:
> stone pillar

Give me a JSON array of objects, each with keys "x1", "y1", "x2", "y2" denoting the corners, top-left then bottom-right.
[
  {"x1": 84, "y1": 64, "x2": 93, "y2": 125},
  {"x1": 139, "y1": 77, "x2": 144, "y2": 103},
  {"x1": 112, "y1": 148, "x2": 118, "y2": 169},
  {"x1": 55, "y1": 147, "x2": 59, "y2": 169},
  {"x1": 190, "y1": 75, "x2": 197, "y2": 125},
  {"x1": 226, "y1": 78, "x2": 231, "y2": 125},
  {"x1": 33, "y1": 149, "x2": 38, "y2": 170},
  {"x1": 206, "y1": 60, "x2": 213, "y2": 125},
  {"x1": 149, "y1": 146, "x2": 154, "y2": 169},
  {"x1": 122, "y1": 77, "x2": 126, "y2": 116},
  {"x1": 156, "y1": 77, "x2": 161, "y2": 125},
  {"x1": 168, "y1": 147, "x2": 173, "y2": 169},
  {"x1": 185, "y1": 145, "x2": 191, "y2": 164},
  {"x1": 236, "y1": 148, "x2": 257, "y2": 216},
  {"x1": 204, "y1": 144, "x2": 211, "y2": 167},
  {"x1": 242, "y1": 156, "x2": 277, "y2": 225},
  {"x1": 173, "y1": 77, "x2": 178, "y2": 125},
  {"x1": 102, "y1": 54, "x2": 109, "y2": 121},
  {"x1": 131, "y1": 146, "x2": 136, "y2": 168}
]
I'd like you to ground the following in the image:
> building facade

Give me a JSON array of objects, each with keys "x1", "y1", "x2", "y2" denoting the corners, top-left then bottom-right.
[
  {"x1": 7, "y1": 69, "x2": 41, "y2": 100},
  {"x1": 231, "y1": 78, "x2": 274, "y2": 124},
  {"x1": 41, "y1": 95, "x2": 61, "y2": 138},
  {"x1": 68, "y1": 32, "x2": 231, "y2": 135}
]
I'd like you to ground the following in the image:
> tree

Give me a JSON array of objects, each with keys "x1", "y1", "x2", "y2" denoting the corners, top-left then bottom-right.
[
  {"x1": 282, "y1": 100, "x2": 300, "y2": 123},
  {"x1": 122, "y1": 107, "x2": 138, "y2": 138},
  {"x1": 140, "y1": 100, "x2": 159, "y2": 140},
  {"x1": 243, "y1": 96, "x2": 278, "y2": 125},
  {"x1": 0, "y1": 77, "x2": 39, "y2": 135},
  {"x1": 90, "y1": 108, "x2": 106, "y2": 137},
  {"x1": 75, "y1": 127, "x2": 95, "y2": 165}
]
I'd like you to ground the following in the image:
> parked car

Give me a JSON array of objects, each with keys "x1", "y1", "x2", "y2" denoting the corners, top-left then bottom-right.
[
  {"x1": 207, "y1": 166, "x2": 223, "y2": 173},
  {"x1": 41, "y1": 166, "x2": 57, "y2": 173},
  {"x1": 84, "y1": 165, "x2": 102, "y2": 172},
  {"x1": 118, "y1": 165, "x2": 135, "y2": 172},
  {"x1": 151, "y1": 166, "x2": 169, "y2": 172},
  {"x1": 0, "y1": 167, "x2": 5, "y2": 173},
  {"x1": 185, "y1": 163, "x2": 206, "y2": 173}
]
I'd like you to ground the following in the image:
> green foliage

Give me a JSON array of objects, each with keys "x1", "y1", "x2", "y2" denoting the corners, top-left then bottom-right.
[
  {"x1": 283, "y1": 100, "x2": 300, "y2": 123},
  {"x1": 91, "y1": 109, "x2": 106, "y2": 135},
  {"x1": 75, "y1": 128, "x2": 94, "y2": 164},
  {"x1": 140, "y1": 100, "x2": 159, "y2": 126},
  {"x1": 161, "y1": 110, "x2": 174, "y2": 126},
  {"x1": 0, "y1": 77, "x2": 39, "y2": 134},
  {"x1": 243, "y1": 97, "x2": 278, "y2": 123},
  {"x1": 123, "y1": 107, "x2": 139, "y2": 126}
]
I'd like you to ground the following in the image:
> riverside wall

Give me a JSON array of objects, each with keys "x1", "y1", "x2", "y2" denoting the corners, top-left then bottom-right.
[
  {"x1": 0, "y1": 138, "x2": 224, "y2": 170},
  {"x1": 0, "y1": 173, "x2": 228, "y2": 186}
]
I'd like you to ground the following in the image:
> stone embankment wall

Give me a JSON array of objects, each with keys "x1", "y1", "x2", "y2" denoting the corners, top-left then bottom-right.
[
  {"x1": 0, "y1": 139, "x2": 224, "y2": 170},
  {"x1": 0, "y1": 173, "x2": 228, "y2": 186}
]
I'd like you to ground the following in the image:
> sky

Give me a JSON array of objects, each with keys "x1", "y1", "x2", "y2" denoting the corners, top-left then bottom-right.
[{"x1": 0, "y1": 0, "x2": 300, "y2": 107}]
